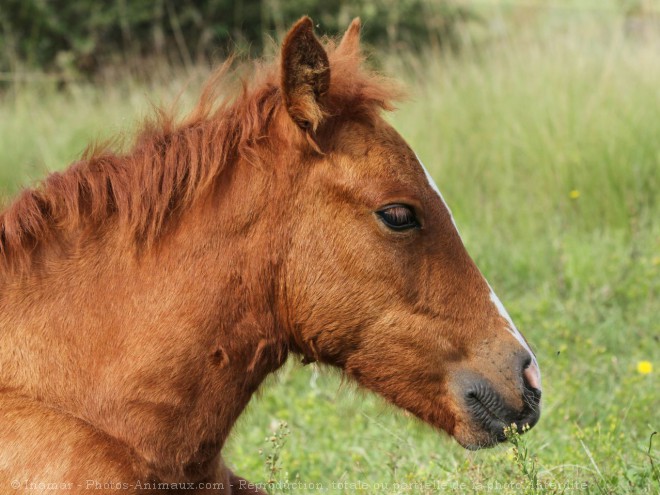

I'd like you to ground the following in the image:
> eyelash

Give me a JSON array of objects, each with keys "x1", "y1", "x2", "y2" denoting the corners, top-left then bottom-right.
[{"x1": 376, "y1": 204, "x2": 420, "y2": 231}]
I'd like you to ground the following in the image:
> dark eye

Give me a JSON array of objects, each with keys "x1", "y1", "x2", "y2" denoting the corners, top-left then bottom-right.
[{"x1": 376, "y1": 204, "x2": 419, "y2": 231}]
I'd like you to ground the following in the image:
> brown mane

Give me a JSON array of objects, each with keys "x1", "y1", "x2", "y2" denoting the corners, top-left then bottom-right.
[{"x1": 0, "y1": 36, "x2": 400, "y2": 274}]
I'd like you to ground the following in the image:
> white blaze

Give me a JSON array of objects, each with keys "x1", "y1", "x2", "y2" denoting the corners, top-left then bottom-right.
[
  {"x1": 415, "y1": 154, "x2": 540, "y2": 380},
  {"x1": 488, "y1": 287, "x2": 538, "y2": 367},
  {"x1": 420, "y1": 156, "x2": 459, "y2": 231}
]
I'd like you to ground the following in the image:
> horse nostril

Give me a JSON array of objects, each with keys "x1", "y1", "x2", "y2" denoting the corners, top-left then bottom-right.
[
  {"x1": 519, "y1": 356, "x2": 542, "y2": 430},
  {"x1": 522, "y1": 359, "x2": 541, "y2": 393}
]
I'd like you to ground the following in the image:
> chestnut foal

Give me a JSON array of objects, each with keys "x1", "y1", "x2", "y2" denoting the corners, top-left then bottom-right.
[{"x1": 0, "y1": 17, "x2": 541, "y2": 494}]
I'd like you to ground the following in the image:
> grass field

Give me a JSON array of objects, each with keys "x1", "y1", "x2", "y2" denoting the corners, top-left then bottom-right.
[{"x1": 1, "y1": 5, "x2": 658, "y2": 495}]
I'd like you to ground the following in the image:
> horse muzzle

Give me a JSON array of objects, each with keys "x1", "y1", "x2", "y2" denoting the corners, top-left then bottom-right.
[{"x1": 452, "y1": 353, "x2": 542, "y2": 449}]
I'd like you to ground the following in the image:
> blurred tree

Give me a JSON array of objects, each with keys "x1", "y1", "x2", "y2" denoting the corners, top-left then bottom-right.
[{"x1": 0, "y1": 0, "x2": 476, "y2": 75}]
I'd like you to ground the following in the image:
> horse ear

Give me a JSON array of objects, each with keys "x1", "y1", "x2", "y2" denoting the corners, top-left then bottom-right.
[
  {"x1": 338, "y1": 17, "x2": 361, "y2": 55},
  {"x1": 281, "y1": 17, "x2": 330, "y2": 151}
]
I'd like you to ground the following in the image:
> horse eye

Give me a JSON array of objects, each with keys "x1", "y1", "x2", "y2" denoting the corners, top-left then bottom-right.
[{"x1": 376, "y1": 205, "x2": 419, "y2": 231}]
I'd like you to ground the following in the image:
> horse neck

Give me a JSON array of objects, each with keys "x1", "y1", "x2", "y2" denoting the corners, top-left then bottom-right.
[{"x1": 0, "y1": 156, "x2": 292, "y2": 479}]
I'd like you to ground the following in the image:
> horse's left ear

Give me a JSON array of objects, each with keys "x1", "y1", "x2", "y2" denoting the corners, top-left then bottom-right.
[{"x1": 281, "y1": 17, "x2": 330, "y2": 153}]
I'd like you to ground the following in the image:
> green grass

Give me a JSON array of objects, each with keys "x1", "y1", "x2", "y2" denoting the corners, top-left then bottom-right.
[{"x1": 1, "y1": 7, "x2": 658, "y2": 495}]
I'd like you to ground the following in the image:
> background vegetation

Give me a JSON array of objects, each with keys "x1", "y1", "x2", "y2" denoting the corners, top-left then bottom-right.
[
  {"x1": 1, "y1": 1, "x2": 658, "y2": 494},
  {"x1": 0, "y1": 0, "x2": 473, "y2": 75}
]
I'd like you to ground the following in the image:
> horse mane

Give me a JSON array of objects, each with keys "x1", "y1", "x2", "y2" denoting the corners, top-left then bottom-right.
[{"x1": 0, "y1": 37, "x2": 402, "y2": 274}]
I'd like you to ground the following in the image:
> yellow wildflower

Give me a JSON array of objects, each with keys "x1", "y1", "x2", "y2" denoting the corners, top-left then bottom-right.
[
  {"x1": 637, "y1": 361, "x2": 653, "y2": 375},
  {"x1": 569, "y1": 190, "x2": 580, "y2": 199}
]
